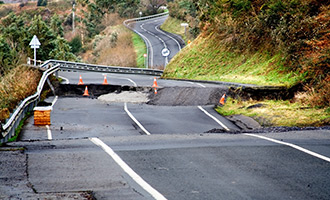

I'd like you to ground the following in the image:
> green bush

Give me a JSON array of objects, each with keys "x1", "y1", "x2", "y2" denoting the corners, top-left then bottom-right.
[
  {"x1": 37, "y1": 0, "x2": 48, "y2": 6},
  {"x1": 69, "y1": 36, "x2": 82, "y2": 54}
]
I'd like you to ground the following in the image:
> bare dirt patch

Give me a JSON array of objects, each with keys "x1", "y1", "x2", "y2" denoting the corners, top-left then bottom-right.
[{"x1": 98, "y1": 91, "x2": 149, "y2": 104}]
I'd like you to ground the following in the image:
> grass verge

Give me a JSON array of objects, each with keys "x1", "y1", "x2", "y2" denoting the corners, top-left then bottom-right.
[
  {"x1": 132, "y1": 32, "x2": 147, "y2": 68},
  {"x1": 216, "y1": 98, "x2": 330, "y2": 127},
  {"x1": 160, "y1": 16, "x2": 187, "y2": 42}
]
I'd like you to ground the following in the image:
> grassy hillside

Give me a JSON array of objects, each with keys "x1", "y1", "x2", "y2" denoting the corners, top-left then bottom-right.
[
  {"x1": 163, "y1": 33, "x2": 305, "y2": 87},
  {"x1": 163, "y1": 0, "x2": 330, "y2": 126}
]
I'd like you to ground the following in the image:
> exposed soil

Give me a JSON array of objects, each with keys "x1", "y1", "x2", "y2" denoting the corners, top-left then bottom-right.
[{"x1": 98, "y1": 91, "x2": 149, "y2": 104}]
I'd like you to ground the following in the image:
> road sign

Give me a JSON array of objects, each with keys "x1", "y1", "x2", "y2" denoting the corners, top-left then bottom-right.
[
  {"x1": 161, "y1": 48, "x2": 170, "y2": 57},
  {"x1": 181, "y1": 23, "x2": 188, "y2": 27},
  {"x1": 29, "y1": 35, "x2": 41, "y2": 66},
  {"x1": 29, "y1": 35, "x2": 41, "y2": 48}
]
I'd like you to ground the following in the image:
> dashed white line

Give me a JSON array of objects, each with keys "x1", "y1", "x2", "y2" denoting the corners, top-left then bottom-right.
[
  {"x1": 46, "y1": 125, "x2": 52, "y2": 140},
  {"x1": 124, "y1": 103, "x2": 151, "y2": 135},
  {"x1": 155, "y1": 25, "x2": 182, "y2": 50},
  {"x1": 89, "y1": 137, "x2": 167, "y2": 200},
  {"x1": 198, "y1": 106, "x2": 230, "y2": 131},
  {"x1": 244, "y1": 133, "x2": 330, "y2": 163}
]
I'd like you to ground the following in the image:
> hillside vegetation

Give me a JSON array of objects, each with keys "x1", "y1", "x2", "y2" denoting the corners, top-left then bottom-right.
[
  {"x1": 164, "y1": 0, "x2": 330, "y2": 108},
  {"x1": 0, "y1": 0, "x2": 161, "y2": 122}
]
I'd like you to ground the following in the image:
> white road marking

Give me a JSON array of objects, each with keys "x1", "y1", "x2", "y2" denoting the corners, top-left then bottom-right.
[
  {"x1": 58, "y1": 75, "x2": 70, "y2": 84},
  {"x1": 108, "y1": 74, "x2": 138, "y2": 87},
  {"x1": 46, "y1": 125, "x2": 52, "y2": 140},
  {"x1": 51, "y1": 96, "x2": 58, "y2": 106},
  {"x1": 139, "y1": 16, "x2": 182, "y2": 67},
  {"x1": 124, "y1": 103, "x2": 151, "y2": 135},
  {"x1": 155, "y1": 25, "x2": 182, "y2": 50},
  {"x1": 89, "y1": 137, "x2": 167, "y2": 200},
  {"x1": 198, "y1": 106, "x2": 230, "y2": 131},
  {"x1": 244, "y1": 133, "x2": 330, "y2": 163},
  {"x1": 138, "y1": 24, "x2": 154, "y2": 67},
  {"x1": 187, "y1": 82, "x2": 206, "y2": 88},
  {"x1": 196, "y1": 83, "x2": 206, "y2": 88}
]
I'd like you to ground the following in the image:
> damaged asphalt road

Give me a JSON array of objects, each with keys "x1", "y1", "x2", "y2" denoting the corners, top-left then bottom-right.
[{"x1": 1, "y1": 73, "x2": 330, "y2": 199}]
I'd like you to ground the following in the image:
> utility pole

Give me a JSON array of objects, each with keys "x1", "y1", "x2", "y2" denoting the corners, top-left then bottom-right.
[{"x1": 72, "y1": 2, "x2": 75, "y2": 32}]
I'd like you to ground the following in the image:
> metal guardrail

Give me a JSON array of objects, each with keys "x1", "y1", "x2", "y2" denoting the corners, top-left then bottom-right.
[
  {"x1": 0, "y1": 64, "x2": 60, "y2": 144},
  {"x1": 40, "y1": 60, "x2": 164, "y2": 76},
  {"x1": 123, "y1": 11, "x2": 169, "y2": 25}
]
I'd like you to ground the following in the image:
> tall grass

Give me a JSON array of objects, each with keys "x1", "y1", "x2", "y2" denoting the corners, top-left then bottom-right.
[
  {"x1": 160, "y1": 16, "x2": 188, "y2": 42},
  {"x1": 132, "y1": 32, "x2": 147, "y2": 68},
  {"x1": 83, "y1": 25, "x2": 137, "y2": 67},
  {"x1": 0, "y1": 65, "x2": 41, "y2": 123}
]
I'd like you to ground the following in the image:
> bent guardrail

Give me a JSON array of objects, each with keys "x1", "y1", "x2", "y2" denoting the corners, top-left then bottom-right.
[
  {"x1": 0, "y1": 64, "x2": 60, "y2": 144},
  {"x1": 40, "y1": 60, "x2": 163, "y2": 76}
]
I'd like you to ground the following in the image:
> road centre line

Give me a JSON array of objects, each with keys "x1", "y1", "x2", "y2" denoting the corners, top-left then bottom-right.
[
  {"x1": 155, "y1": 24, "x2": 182, "y2": 50},
  {"x1": 89, "y1": 137, "x2": 167, "y2": 200},
  {"x1": 244, "y1": 133, "x2": 330, "y2": 163},
  {"x1": 124, "y1": 103, "x2": 151, "y2": 135},
  {"x1": 198, "y1": 106, "x2": 230, "y2": 131}
]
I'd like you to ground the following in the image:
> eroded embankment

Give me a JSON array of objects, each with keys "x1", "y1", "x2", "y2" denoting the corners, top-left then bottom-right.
[{"x1": 55, "y1": 84, "x2": 298, "y2": 106}]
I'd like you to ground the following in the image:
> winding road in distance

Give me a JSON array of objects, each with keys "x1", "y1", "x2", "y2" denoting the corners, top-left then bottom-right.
[{"x1": 131, "y1": 14, "x2": 184, "y2": 68}]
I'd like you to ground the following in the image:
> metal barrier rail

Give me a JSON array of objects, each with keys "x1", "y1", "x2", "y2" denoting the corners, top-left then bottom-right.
[
  {"x1": 0, "y1": 64, "x2": 60, "y2": 144},
  {"x1": 123, "y1": 11, "x2": 169, "y2": 25},
  {"x1": 40, "y1": 60, "x2": 164, "y2": 76}
]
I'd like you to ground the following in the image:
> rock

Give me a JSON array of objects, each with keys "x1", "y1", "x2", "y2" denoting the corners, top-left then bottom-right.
[{"x1": 226, "y1": 115, "x2": 262, "y2": 130}]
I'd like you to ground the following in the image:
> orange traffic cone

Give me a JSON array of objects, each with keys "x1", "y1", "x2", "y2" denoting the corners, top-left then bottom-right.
[
  {"x1": 78, "y1": 75, "x2": 84, "y2": 85},
  {"x1": 83, "y1": 86, "x2": 89, "y2": 96},
  {"x1": 102, "y1": 75, "x2": 109, "y2": 85},
  {"x1": 219, "y1": 93, "x2": 226, "y2": 105},
  {"x1": 154, "y1": 87, "x2": 158, "y2": 94},
  {"x1": 152, "y1": 77, "x2": 158, "y2": 88}
]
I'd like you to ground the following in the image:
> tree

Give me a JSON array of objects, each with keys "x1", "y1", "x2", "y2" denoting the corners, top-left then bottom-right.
[
  {"x1": 117, "y1": 0, "x2": 140, "y2": 17},
  {"x1": 141, "y1": 0, "x2": 167, "y2": 15},
  {"x1": 0, "y1": 37, "x2": 13, "y2": 75},
  {"x1": 28, "y1": 15, "x2": 56, "y2": 60},
  {"x1": 50, "y1": 14, "x2": 64, "y2": 37},
  {"x1": 69, "y1": 35, "x2": 82, "y2": 54},
  {"x1": 37, "y1": 0, "x2": 47, "y2": 6},
  {"x1": 49, "y1": 36, "x2": 76, "y2": 61}
]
